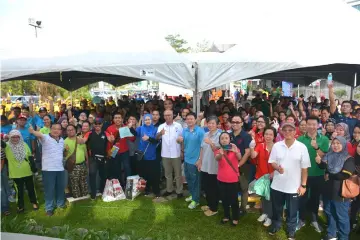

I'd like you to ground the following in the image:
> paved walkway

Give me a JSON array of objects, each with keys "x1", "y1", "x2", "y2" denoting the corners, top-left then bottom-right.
[{"x1": 1, "y1": 233, "x2": 62, "y2": 240}]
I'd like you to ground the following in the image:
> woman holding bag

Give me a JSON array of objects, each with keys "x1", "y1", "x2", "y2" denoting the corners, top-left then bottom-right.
[
  {"x1": 136, "y1": 114, "x2": 163, "y2": 202},
  {"x1": 214, "y1": 132, "x2": 242, "y2": 226},
  {"x1": 4, "y1": 130, "x2": 38, "y2": 213},
  {"x1": 250, "y1": 127, "x2": 276, "y2": 227},
  {"x1": 316, "y1": 136, "x2": 355, "y2": 240}
]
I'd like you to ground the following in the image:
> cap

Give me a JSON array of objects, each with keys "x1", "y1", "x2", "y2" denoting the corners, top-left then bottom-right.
[
  {"x1": 18, "y1": 114, "x2": 28, "y2": 120},
  {"x1": 281, "y1": 122, "x2": 296, "y2": 130},
  {"x1": 311, "y1": 104, "x2": 322, "y2": 110},
  {"x1": 94, "y1": 118, "x2": 103, "y2": 124},
  {"x1": 39, "y1": 107, "x2": 47, "y2": 112}
]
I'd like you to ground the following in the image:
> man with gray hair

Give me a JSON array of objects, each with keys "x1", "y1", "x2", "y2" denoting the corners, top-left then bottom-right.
[{"x1": 156, "y1": 110, "x2": 183, "y2": 198}]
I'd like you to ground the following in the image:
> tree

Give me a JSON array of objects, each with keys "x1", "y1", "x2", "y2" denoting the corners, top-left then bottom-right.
[
  {"x1": 1, "y1": 80, "x2": 37, "y2": 96},
  {"x1": 191, "y1": 39, "x2": 211, "y2": 53},
  {"x1": 165, "y1": 34, "x2": 190, "y2": 53},
  {"x1": 334, "y1": 89, "x2": 347, "y2": 99}
]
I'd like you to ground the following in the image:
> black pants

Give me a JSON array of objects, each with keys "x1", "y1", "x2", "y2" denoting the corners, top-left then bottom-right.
[
  {"x1": 129, "y1": 155, "x2": 139, "y2": 176},
  {"x1": 350, "y1": 195, "x2": 360, "y2": 227},
  {"x1": 141, "y1": 159, "x2": 160, "y2": 196},
  {"x1": 239, "y1": 163, "x2": 251, "y2": 211},
  {"x1": 201, "y1": 171, "x2": 219, "y2": 212},
  {"x1": 271, "y1": 188, "x2": 299, "y2": 235},
  {"x1": 89, "y1": 156, "x2": 107, "y2": 198},
  {"x1": 218, "y1": 181, "x2": 239, "y2": 220},
  {"x1": 108, "y1": 151, "x2": 131, "y2": 187},
  {"x1": 13, "y1": 176, "x2": 38, "y2": 209},
  {"x1": 299, "y1": 175, "x2": 324, "y2": 222}
]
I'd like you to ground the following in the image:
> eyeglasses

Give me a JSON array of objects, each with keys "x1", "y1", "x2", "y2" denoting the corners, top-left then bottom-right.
[
  {"x1": 257, "y1": 121, "x2": 265, "y2": 124},
  {"x1": 231, "y1": 121, "x2": 242, "y2": 124}
]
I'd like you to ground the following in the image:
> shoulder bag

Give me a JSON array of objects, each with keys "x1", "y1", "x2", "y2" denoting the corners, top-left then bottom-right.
[
  {"x1": 65, "y1": 140, "x2": 78, "y2": 173},
  {"x1": 342, "y1": 175, "x2": 360, "y2": 198},
  {"x1": 134, "y1": 142, "x2": 150, "y2": 161}
]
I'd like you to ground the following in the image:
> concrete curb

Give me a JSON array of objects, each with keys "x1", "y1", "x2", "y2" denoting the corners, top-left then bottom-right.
[{"x1": 1, "y1": 232, "x2": 62, "y2": 240}]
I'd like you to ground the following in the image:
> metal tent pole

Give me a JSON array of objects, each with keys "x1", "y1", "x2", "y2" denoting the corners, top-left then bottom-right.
[
  {"x1": 193, "y1": 63, "x2": 200, "y2": 115},
  {"x1": 351, "y1": 72, "x2": 358, "y2": 100}
]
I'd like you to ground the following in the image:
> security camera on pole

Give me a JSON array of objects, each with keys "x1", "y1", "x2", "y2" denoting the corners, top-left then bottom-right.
[{"x1": 28, "y1": 18, "x2": 42, "y2": 38}]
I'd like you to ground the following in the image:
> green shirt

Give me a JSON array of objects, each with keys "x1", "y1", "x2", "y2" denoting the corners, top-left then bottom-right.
[
  {"x1": 40, "y1": 127, "x2": 51, "y2": 134},
  {"x1": 297, "y1": 133, "x2": 329, "y2": 177},
  {"x1": 5, "y1": 143, "x2": 32, "y2": 179},
  {"x1": 64, "y1": 138, "x2": 87, "y2": 164}
]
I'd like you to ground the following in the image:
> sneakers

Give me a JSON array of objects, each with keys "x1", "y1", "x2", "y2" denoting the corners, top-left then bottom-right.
[
  {"x1": 188, "y1": 201, "x2": 199, "y2": 209},
  {"x1": 268, "y1": 227, "x2": 280, "y2": 236},
  {"x1": 8, "y1": 195, "x2": 16, "y2": 203},
  {"x1": 46, "y1": 211, "x2": 54, "y2": 217},
  {"x1": 310, "y1": 221, "x2": 323, "y2": 233},
  {"x1": 321, "y1": 236, "x2": 337, "y2": 240},
  {"x1": 163, "y1": 191, "x2": 173, "y2": 197},
  {"x1": 287, "y1": 232, "x2": 295, "y2": 240},
  {"x1": 257, "y1": 214, "x2": 268, "y2": 222},
  {"x1": 296, "y1": 220, "x2": 305, "y2": 231},
  {"x1": 263, "y1": 218, "x2": 272, "y2": 227},
  {"x1": 185, "y1": 195, "x2": 192, "y2": 202},
  {"x1": 204, "y1": 209, "x2": 218, "y2": 216}
]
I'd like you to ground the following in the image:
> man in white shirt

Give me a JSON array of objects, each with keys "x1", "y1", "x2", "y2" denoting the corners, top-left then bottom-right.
[
  {"x1": 268, "y1": 122, "x2": 311, "y2": 240},
  {"x1": 29, "y1": 123, "x2": 66, "y2": 217},
  {"x1": 156, "y1": 110, "x2": 183, "y2": 198}
]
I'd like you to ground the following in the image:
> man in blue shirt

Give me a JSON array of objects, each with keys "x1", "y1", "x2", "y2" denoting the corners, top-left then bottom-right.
[
  {"x1": 33, "y1": 107, "x2": 54, "y2": 129},
  {"x1": 16, "y1": 114, "x2": 35, "y2": 153},
  {"x1": 329, "y1": 84, "x2": 358, "y2": 135},
  {"x1": 178, "y1": 112, "x2": 205, "y2": 210},
  {"x1": 1, "y1": 115, "x2": 12, "y2": 135}
]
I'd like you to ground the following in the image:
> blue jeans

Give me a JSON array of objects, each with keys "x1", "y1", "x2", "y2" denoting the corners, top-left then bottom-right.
[
  {"x1": 324, "y1": 199, "x2": 350, "y2": 240},
  {"x1": 42, "y1": 171, "x2": 65, "y2": 212},
  {"x1": 271, "y1": 188, "x2": 299, "y2": 235},
  {"x1": 1, "y1": 167, "x2": 10, "y2": 212},
  {"x1": 184, "y1": 162, "x2": 200, "y2": 203}
]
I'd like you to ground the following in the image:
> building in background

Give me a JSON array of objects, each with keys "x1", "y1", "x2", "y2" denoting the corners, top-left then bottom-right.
[{"x1": 344, "y1": 0, "x2": 360, "y2": 10}]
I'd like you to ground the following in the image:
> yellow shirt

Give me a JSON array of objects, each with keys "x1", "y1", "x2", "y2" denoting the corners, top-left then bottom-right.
[
  {"x1": 64, "y1": 138, "x2": 87, "y2": 164},
  {"x1": 5, "y1": 144, "x2": 32, "y2": 179}
]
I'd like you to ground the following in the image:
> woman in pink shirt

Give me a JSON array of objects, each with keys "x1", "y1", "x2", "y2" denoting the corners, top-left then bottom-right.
[{"x1": 214, "y1": 132, "x2": 242, "y2": 226}]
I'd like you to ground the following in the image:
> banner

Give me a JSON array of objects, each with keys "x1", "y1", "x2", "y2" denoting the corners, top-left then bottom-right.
[{"x1": 282, "y1": 81, "x2": 293, "y2": 97}]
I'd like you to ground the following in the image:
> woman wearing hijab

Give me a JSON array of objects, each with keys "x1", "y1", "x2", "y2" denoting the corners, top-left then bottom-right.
[
  {"x1": 322, "y1": 118, "x2": 336, "y2": 140},
  {"x1": 315, "y1": 136, "x2": 355, "y2": 240},
  {"x1": 4, "y1": 130, "x2": 38, "y2": 213},
  {"x1": 334, "y1": 123, "x2": 351, "y2": 141},
  {"x1": 136, "y1": 114, "x2": 164, "y2": 202}
]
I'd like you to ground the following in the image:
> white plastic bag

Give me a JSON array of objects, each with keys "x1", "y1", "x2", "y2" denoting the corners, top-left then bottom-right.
[
  {"x1": 248, "y1": 179, "x2": 257, "y2": 195},
  {"x1": 125, "y1": 175, "x2": 146, "y2": 200},
  {"x1": 102, "y1": 179, "x2": 126, "y2": 202}
]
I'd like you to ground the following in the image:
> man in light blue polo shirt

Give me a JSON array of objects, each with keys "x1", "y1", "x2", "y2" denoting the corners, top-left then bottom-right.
[{"x1": 177, "y1": 112, "x2": 204, "y2": 209}]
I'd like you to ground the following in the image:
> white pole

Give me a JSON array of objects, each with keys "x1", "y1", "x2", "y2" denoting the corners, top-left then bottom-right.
[{"x1": 297, "y1": 84, "x2": 300, "y2": 97}]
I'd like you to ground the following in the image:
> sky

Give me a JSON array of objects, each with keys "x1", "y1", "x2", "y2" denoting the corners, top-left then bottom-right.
[{"x1": 0, "y1": 0, "x2": 359, "y2": 62}]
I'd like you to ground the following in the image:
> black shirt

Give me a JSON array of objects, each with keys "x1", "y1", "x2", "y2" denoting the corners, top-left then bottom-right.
[
  {"x1": 231, "y1": 130, "x2": 252, "y2": 157},
  {"x1": 88, "y1": 131, "x2": 108, "y2": 156}
]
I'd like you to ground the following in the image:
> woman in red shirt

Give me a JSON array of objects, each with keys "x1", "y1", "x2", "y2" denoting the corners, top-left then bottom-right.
[
  {"x1": 250, "y1": 127, "x2": 276, "y2": 228},
  {"x1": 214, "y1": 132, "x2": 242, "y2": 226},
  {"x1": 347, "y1": 125, "x2": 360, "y2": 157}
]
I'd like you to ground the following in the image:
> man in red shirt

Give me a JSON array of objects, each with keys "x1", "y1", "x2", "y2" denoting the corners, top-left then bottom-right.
[{"x1": 106, "y1": 113, "x2": 136, "y2": 186}]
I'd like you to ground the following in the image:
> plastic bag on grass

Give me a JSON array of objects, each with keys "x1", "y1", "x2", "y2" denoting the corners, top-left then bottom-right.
[
  {"x1": 102, "y1": 179, "x2": 126, "y2": 202},
  {"x1": 125, "y1": 175, "x2": 146, "y2": 200}
]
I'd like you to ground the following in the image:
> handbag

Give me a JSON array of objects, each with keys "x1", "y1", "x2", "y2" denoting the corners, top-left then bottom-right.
[
  {"x1": 342, "y1": 175, "x2": 360, "y2": 198},
  {"x1": 65, "y1": 140, "x2": 78, "y2": 173},
  {"x1": 222, "y1": 151, "x2": 241, "y2": 182},
  {"x1": 25, "y1": 156, "x2": 37, "y2": 173},
  {"x1": 134, "y1": 142, "x2": 150, "y2": 161}
]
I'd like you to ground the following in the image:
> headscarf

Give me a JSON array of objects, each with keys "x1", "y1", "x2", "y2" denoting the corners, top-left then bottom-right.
[
  {"x1": 323, "y1": 136, "x2": 350, "y2": 174},
  {"x1": 8, "y1": 130, "x2": 26, "y2": 163},
  {"x1": 141, "y1": 114, "x2": 156, "y2": 137},
  {"x1": 324, "y1": 118, "x2": 336, "y2": 140},
  {"x1": 336, "y1": 122, "x2": 350, "y2": 141}
]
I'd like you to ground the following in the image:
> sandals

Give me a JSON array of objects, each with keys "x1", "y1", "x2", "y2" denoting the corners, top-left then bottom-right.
[
  {"x1": 232, "y1": 220, "x2": 239, "y2": 227},
  {"x1": 220, "y1": 219, "x2": 230, "y2": 224},
  {"x1": 3, "y1": 210, "x2": 10, "y2": 216},
  {"x1": 17, "y1": 208, "x2": 24, "y2": 214},
  {"x1": 33, "y1": 204, "x2": 39, "y2": 211}
]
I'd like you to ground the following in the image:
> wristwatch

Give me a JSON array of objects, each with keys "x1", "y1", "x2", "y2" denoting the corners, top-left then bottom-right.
[{"x1": 301, "y1": 184, "x2": 307, "y2": 188}]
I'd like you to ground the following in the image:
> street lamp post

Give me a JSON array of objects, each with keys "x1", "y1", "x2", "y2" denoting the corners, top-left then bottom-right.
[{"x1": 28, "y1": 18, "x2": 42, "y2": 38}]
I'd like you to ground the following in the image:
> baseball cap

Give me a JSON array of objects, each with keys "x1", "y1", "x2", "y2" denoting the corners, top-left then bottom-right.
[
  {"x1": 39, "y1": 107, "x2": 47, "y2": 112},
  {"x1": 18, "y1": 114, "x2": 28, "y2": 120},
  {"x1": 94, "y1": 118, "x2": 103, "y2": 124},
  {"x1": 282, "y1": 122, "x2": 296, "y2": 130}
]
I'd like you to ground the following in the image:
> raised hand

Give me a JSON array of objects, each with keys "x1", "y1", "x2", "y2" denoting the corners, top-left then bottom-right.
[
  {"x1": 160, "y1": 128, "x2": 166, "y2": 136},
  {"x1": 142, "y1": 134, "x2": 149, "y2": 141}
]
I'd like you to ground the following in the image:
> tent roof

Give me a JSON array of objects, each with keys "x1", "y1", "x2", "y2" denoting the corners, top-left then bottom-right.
[
  {"x1": 0, "y1": 1, "x2": 195, "y2": 91},
  {"x1": 196, "y1": 0, "x2": 360, "y2": 91}
]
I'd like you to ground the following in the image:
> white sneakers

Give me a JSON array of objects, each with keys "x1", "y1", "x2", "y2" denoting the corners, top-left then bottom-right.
[
  {"x1": 257, "y1": 214, "x2": 272, "y2": 227},
  {"x1": 263, "y1": 218, "x2": 272, "y2": 227},
  {"x1": 257, "y1": 214, "x2": 268, "y2": 222}
]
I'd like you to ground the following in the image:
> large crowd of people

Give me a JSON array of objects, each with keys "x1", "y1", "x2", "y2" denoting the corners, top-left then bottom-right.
[{"x1": 1, "y1": 83, "x2": 360, "y2": 240}]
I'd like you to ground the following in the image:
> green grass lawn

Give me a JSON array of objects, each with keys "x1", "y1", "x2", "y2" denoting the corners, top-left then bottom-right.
[{"x1": 1, "y1": 189, "x2": 359, "y2": 239}]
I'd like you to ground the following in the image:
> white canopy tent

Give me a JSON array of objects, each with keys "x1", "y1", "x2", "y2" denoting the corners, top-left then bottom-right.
[
  {"x1": 195, "y1": 0, "x2": 360, "y2": 92},
  {"x1": 0, "y1": 1, "x2": 195, "y2": 91}
]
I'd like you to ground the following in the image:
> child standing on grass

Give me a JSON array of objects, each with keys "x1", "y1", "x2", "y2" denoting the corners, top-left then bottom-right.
[{"x1": 214, "y1": 132, "x2": 242, "y2": 226}]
